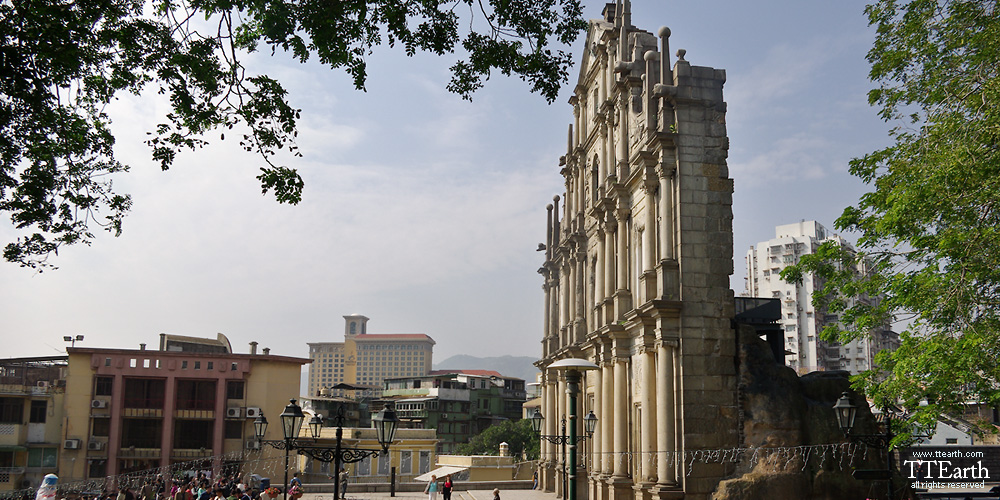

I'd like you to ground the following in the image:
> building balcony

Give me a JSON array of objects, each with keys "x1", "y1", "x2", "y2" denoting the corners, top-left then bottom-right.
[
  {"x1": 0, "y1": 423, "x2": 25, "y2": 445},
  {"x1": 171, "y1": 448, "x2": 213, "y2": 459},
  {"x1": 0, "y1": 467, "x2": 26, "y2": 484},
  {"x1": 117, "y1": 447, "x2": 161, "y2": 459}
]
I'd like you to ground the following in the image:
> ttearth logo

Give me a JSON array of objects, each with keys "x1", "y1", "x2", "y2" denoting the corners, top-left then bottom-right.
[{"x1": 900, "y1": 446, "x2": 997, "y2": 490}]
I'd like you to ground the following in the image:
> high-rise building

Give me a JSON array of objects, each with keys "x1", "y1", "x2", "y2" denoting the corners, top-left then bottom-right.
[
  {"x1": 745, "y1": 221, "x2": 899, "y2": 373},
  {"x1": 307, "y1": 315, "x2": 435, "y2": 398}
]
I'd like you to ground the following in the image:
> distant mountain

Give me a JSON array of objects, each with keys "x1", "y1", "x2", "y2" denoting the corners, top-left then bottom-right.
[{"x1": 433, "y1": 354, "x2": 540, "y2": 382}]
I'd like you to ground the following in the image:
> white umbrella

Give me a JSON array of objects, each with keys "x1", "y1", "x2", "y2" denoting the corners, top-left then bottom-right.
[{"x1": 414, "y1": 466, "x2": 468, "y2": 482}]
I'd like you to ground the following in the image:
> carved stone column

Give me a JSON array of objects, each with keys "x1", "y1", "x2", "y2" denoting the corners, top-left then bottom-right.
[
  {"x1": 595, "y1": 228, "x2": 606, "y2": 324},
  {"x1": 612, "y1": 357, "x2": 628, "y2": 479},
  {"x1": 640, "y1": 345, "x2": 656, "y2": 485},
  {"x1": 601, "y1": 360, "x2": 614, "y2": 477},
  {"x1": 604, "y1": 218, "x2": 617, "y2": 325},
  {"x1": 656, "y1": 164, "x2": 674, "y2": 261},
  {"x1": 654, "y1": 340, "x2": 677, "y2": 488}
]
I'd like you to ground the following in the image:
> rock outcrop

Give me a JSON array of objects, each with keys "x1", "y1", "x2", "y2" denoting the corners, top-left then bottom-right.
[{"x1": 711, "y1": 326, "x2": 892, "y2": 500}]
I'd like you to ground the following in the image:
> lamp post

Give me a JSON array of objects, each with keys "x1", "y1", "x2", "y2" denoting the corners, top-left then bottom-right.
[
  {"x1": 537, "y1": 358, "x2": 598, "y2": 500},
  {"x1": 254, "y1": 399, "x2": 398, "y2": 500},
  {"x1": 63, "y1": 335, "x2": 84, "y2": 348},
  {"x1": 833, "y1": 391, "x2": 895, "y2": 500},
  {"x1": 530, "y1": 410, "x2": 598, "y2": 497}
]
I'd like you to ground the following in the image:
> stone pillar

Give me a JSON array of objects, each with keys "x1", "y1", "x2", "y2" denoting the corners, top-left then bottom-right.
[
  {"x1": 574, "y1": 105, "x2": 581, "y2": 149},
  {"x1": 591, "y1": 364, "x2": 603, "y2": 478},
  {"x1": 595, "y1": 230, "x2": 605, "y2": 324},
  {"x1": 557, "y1": 374, "x2": 568, "y2": 498},
  {"x1": 655, "y1": 342, "x2": 677, "y2": 487},
  {"x1": 605, "y1": 219, "x2": 616, "y2": 300},
  {"x1": 656, "y1": 167, "x2": 673, "y2": 260},
  {"x1": 576, "y1": 253, "x2": 586, "y2": 334},
  {"x1": 618, "y1": 102, "x2": 628, "y2": 176},
  {"x1": 550, "y1": 275, "x2": 560, "y2": 351},
  {"x1": 568, "y1": 257, "x2": 576, "y2": 341},
  {"x1": 546, "y1": 376, "x2": 558, "y2": 491},
  {"x1": 615, "y1": 212, "x2": 627, "y2": 292},
  {"x1": 599, "y1": 125, "x2": 608, "y2": 187},
  {"x1": 601, "y1": 361, "x2": 614, "y2": 476},
  {"x1": 643, "y1": 183, "x2": 656, "y2": 272},
  {"x1": 564, "y1": 262, "x2": 573, "y2": 344},
  {"x1": 640, "y1": 347, "x2": 656, "y2": 484},
  {"x1": 612, "y1": 357, "x2": 628, "y2": 478}
]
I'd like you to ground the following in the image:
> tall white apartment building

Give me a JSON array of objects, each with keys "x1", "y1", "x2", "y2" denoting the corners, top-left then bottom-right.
[{"x1": 745, "y1": 221, "x2": 897, "y2": 374}]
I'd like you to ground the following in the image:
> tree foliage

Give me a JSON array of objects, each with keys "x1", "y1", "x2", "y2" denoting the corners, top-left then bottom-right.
[
  {"x1": 455, "y1": 418, "x2": 539, "y2": 460},
  {"x1": 782, "y1": 0, "x2": 1000, "y2": 442},
  {"x1": 0, "y1": 0, "x2": 586, "y2": 268}
]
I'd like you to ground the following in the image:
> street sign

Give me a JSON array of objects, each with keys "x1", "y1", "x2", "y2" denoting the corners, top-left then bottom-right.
[{"x1": 853, "y1": 469, "x2": 891, "y2": 480}]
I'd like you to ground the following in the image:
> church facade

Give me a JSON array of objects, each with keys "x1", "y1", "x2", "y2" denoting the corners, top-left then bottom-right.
[{"x1": 536, "y1": 2, "x2": 738, "y2": 499}]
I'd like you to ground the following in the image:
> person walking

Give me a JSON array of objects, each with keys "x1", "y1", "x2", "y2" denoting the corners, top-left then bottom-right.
[
  {"x1": 441, "y1": 476, "x2": 452, "y2": 500},
  {"x1": 423, "y1": 475, "x2": 439, "y2": 500},
  {"x1": 338, "y1": 467, "x2": 349, "y2": 500},
  {"x1": 492, "y1": 489, "x2": 500, "y2": 500}
]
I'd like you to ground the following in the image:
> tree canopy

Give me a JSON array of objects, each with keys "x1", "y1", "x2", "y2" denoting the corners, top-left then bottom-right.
[
  {"x1": 782, "y1": 0, "x2": 1000, "y2": 443},
  {"x1": 0, "y1": 0, "x2": 586, "y2": 268},
  {"x1": 455, "y1": 418, "x2": 539, "y2": 460}
]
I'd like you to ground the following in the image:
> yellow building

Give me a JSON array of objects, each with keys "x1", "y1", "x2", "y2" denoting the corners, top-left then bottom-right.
[
  {"x1": 0, "y1": 357, "x2": 67, "y2": 493},
  {"x1": 59, "y1": 334, "x2": 309, "y2": 487},
  {"x1": 295, "y1": 427, "x2": 438, "y2": 482},
  {"x1": 307, "y1": 316, "x2": 435, "y2": 398}
]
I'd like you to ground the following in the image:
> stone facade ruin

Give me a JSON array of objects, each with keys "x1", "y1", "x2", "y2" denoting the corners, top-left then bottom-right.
[{"x1": 536, "y1": 2, "x2": 737, "y2": 499}]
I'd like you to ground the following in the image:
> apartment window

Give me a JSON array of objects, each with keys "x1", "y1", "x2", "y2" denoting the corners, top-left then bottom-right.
[
  {"x1": 224, "y1": 420, "x2": 243, "y2": 439},
  {"x1": 123, "y1": 378, "x2": 166, "y2": 409},
  {"x1": 194, "y1": 361, "x2": 201, "y2": 370},
  {"x1": 174, "y1": 420, "x2": 214, "y2": 449},
  {"x1": 121, "y1": 418, "x2": 163, "y2": 448},
  {"x1": 207, "y1": 362, "x2": 214, "y2": 370},
  {"x1": 92, "y1": 417, "x2": 110, "y2": 437},
  {"x1": 946, "y1": 438, "x2": 958, "y2": 444},
  {"x1": 29, "y1": 400, "x2": 47, "y2": 423},
  {"x1": 0, "y1": 398, "x2": 24, "y2": 424},
  {"x1": 95, "y1": 376, "x2": 113, "y2": 396},
  {"x1": 227, "y1": 381, "x2": 245, "y2": 400},
  {"x1": 27, "y1": 448, "x2": 57, "y2": 468},
  {"x1": 88, "y1": 459, "x2": 107, "y2": 478},
  {"x1": 176, "y1": 380, "x2": 217, "y2": 410}
]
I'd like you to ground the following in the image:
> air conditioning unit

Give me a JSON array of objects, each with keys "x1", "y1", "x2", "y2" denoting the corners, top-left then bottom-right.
[
  {"x1": 226, "y1": 407, "x2": 244, "y2": 419},
  {"x1": 91, "y1": 400, "x2": 108, "y2": 409},
  {"x1": 87, "y1": 441, "x2": 105, "y2": 451},
  {"x1": 37, "y1": 381, "x2": 50, "y2": 388},
  {"x1": 245, "y1": 407, "x2": 262, "y2": 419},
  {"x1": 245, "y1": 440, "x2": 260, "y2": 450},
  {"x1": 64, "y1": 439, "x2": 81, "y2": 449}
]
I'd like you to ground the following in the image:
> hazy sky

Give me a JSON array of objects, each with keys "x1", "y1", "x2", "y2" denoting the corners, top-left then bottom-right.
[{"x1": 0, "y1": 1, "x2": 890, "y2": 363}]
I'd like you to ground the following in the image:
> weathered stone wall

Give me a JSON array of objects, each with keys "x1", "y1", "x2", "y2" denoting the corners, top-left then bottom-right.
[{"x1": 712, "y1": 326, "x2": 889, "y2": 500}]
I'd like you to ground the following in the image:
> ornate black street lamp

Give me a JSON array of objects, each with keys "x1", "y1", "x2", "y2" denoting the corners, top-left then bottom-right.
[
  {"x1": 534, "y1": 358, "x2": 598, "y2": 500},
  {"x1": 530, "y1": 410, "x2": 598, "y2": 497},
  {"x1": 254, "y1": 399, "x2": 398, "y2": 500},
  {"x1": 833, "y1": 391, "x2": 896, "y2": 500}
]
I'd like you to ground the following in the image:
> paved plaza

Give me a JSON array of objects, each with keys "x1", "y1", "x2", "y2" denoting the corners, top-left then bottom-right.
[{"x1": 301, "y1": 490, "x2": 555, "y2": 500}]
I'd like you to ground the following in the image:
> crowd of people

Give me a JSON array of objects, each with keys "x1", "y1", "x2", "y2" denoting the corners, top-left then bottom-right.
[{"x1": 72, "y1": 472, "x2": 271, "y2": 500}]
